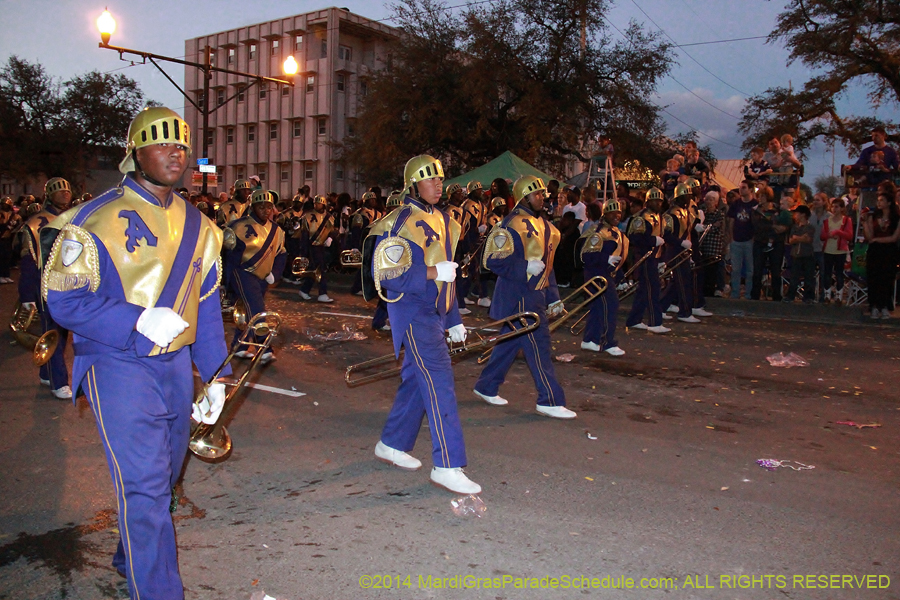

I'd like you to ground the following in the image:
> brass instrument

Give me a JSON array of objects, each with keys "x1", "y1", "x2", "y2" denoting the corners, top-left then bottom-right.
[
  {"x1": 340, "y1": 248, "x2": 362, "y2": 268},
  {"x1": 222, "y1": 227, "x2": 236, "y2": 251},
  {"x1": 189, "y1": 311, "x2": 282, "y2": 461},
  {"x1": 659, "y1": 223, "x2": 712, "y2": 282},
  {"x1": 615, "y1": 249, "x2": 655, "y2": 301},
  {"x1": 9, "y1": 301, "x2": 58, "y2": 366},
  {"x1": 291, "y1": 256, "x2": 322, "y2": 282},
  {"x1": 458, "y1": 234, "x2": 487, "y2": 278},
  {"x1": 345, "y1": 311, "x2": 541, "y2": 387},
  {"x1": 477, "y1": 276, "x2": 608, "y2": 363}
]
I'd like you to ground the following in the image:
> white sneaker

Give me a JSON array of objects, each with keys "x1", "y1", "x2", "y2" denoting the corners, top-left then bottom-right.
[
  {"x1": 374, "y1": 441, "x2": 422, "y2": 471},
  {"x1": 298, "y1": 290, "x2": 311, "y2": 300},
  {"x1": 375, "y1": 324, "x2": 391, "y2": 332},
  {"x1": 430, "y1": 467, "x2": 481, "y2": 494},
  {"x1": 317, "y1": 294, "x2": 334, "y2": 303},
  {"x1": 580, "y1": 341, "x2": 601, "y2": 352},
  {"x1": 714, "y1": 290, "x2": 724, "y2": 297},
  {"x1": 52, "y1": 386, "x2": 72, "y2": 400},
  {"x1": 661, "y1": 314, "x2": 672, "y2": 320},
  {"x1": 458, "y1": 307, "x2": 471, "y2": 315},
  {"x1": 666, "y1": 304, "x2": 679, "y2": 313},
  {"x1": 355, "y1": 290, "x2": 364, "y2": 296},
  {"x1": 477, "y1": 297, "x2": 491, "y2": 307},
  {"x1": 692, "y1": 308, "x2": 713, "y2": 317},
  {"x1": 39, "y1": 378, "x2": 50, "y2": 387},
  {"x1": 463, "y1": 297, "x2": 475, "y2": 305},
  {"x1": 881, "y1": 308, "x2": 892, "y2": 319},
  {"x1": 474, "y1": 389, "x2": 508, "y2": 406},
  {"x1": 871, "y1": 309, "x2": 880, "y2": 319},
  {"x1": 536, "y1": 404, "x2": 577, "y2": 419},
  {"x1": 604, "y1": 346, "x2": 625, "y2": 357},
  {"x1": 259, "y1": 351, "x2": 276, "y2": 364},
  {"x1": 678, "y1": 316, "x2": 701, "y2": 323},
  {"x1": 647, "y1": 325, "x2": 671, "y2": 334},
  {"x1": 629, "y1": 323, "x2": 648, "y2": 330},
  {"x1": 234, "y1": 350, "x2": 254, "y2": 359}
]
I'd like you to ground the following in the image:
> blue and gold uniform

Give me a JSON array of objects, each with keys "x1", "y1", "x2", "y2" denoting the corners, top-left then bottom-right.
[
  {"x1": 44, "y1": 106, "x2": 229, "y2": 600},
  {"x1": 625, "y1": 188, "x2": 667, "y2": 329},
  {"x1": 580, "y1": 203, "x2": 628, "y2": 352},
  {"x1": 368, "y1": 193, "x2": 468, "y2": 468},
  {"x1": 474, "y1": 182, "x2": 570, "y2": 413},
  {"x1": 659, "y1": 188, "x2": 694, "y2": 319},
  {"x1": 18, "y1": 197, "x2": 70, "y2": 394},
  {"x1": 216, "y1": 179, "x2": 253, "y2": 227},
  {"x1": 298, "y1": 196, "x2": 335, "y2": 299},
  {"x1": 226, "y1": 191, "x2": 286, "y2": 353}
]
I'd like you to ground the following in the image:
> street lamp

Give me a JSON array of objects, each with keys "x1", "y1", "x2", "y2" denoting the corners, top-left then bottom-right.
[{"x1": 97, "y1": 9, "x2": 297, "y2": 193}]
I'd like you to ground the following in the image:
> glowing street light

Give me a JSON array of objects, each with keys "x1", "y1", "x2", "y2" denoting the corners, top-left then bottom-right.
[
  {"x1": 283, "y1": 55, "x2": 299, "y2": 76},
  {"x1": 97, "y1": 8, "x2": 116, "y2": 45}
]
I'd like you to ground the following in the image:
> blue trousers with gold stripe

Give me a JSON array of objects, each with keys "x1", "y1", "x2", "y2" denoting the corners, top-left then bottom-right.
[
  {"x1": 381, "y1": 320, "x2": 467, "y2": 468},
  {"x1": 81, "y1": 348, "x2": 193, "y2": 600},
  {"x1": 626, "y1": 257, "x2": 663, "y2": 327},
  {"x1": 475, "y1": 301, "x2": 566, "y2": 407},
  {"x1": 38, "y1": 308, "x2": 69, "y2": 391},
  {"x1": 584, "y1": 283, "x2": 619, "y2": 350},
  {"x1": 660, "y1": 259, "x2": 693, "y2": 318}
]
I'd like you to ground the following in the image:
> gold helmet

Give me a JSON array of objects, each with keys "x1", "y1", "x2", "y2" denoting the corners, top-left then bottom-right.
[
  {"x1": 119, "y1": 107, "x2": 191, "y2": 174},
  {"x1": 685, "y1": 177, "x2": 700, "y2": 191},
  {"x1": 81, "y1": 193, "x2": 93, "y2": 202},
  {"x1": 491, "y1": 196, "x2": 507, "y2": 209},
  {"x1": 512, "y1": 176, "x2": 546, "y2": 202},
  {"x1": 603, "y1": 198, "x2": 623, "y2": 215},
  {"x1": 386, "y1": 190, "x2": 403, "y2": 208},
  {"x1": 362, "y1": 191, "x2": 377, "y2": 202},
  {"x1": 250, "y1": 190, "x2": 276, "y2": 205},
  {"x1": 196, "y1": 200, "x2": 209, "y2": 211},
  {"x1": 674, "y1": 182, "x2": 692, "y2": 201},
  {"x1": 466, "y1": 181, "x2": 482, "y2": 193},
  {"x1": 645, "y1": 187, "x2": 663, "y2": 202},
  {"x1": 446, "y1": 183, "x2": 463, "y2": 196},
  {"x1": 234, "y1": 179, "x2": 253, "y2": 191},
  {"x1": 404, "y1": 155, "x2": 444, "y2": 192},
  {"x1": 1, "y1": 196, "x2": 14, "y2": 207},
  {"x1": 313, "y1": 194, "x2": 328, "y2": 207},
  {"x1": 44, "y1": 177, "x2": 71, "y2": 201},
  {"x1": 26, "y1": 202, "x2": 42, "y2": 216}
]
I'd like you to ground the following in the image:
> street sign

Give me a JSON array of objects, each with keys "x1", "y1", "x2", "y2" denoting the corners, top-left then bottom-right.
[
  {"x1": 198, "y1": 164, "x2": 216, "y2": 174},
  {"x1": 191, "y1": 171, "x2": 218, "y2": 187},
  {"x1": 197, "y1": 158, "x2": 209, "y2": 165}
]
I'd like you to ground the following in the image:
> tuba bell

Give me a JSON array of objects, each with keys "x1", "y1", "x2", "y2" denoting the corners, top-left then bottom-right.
[
  {"x1": 340, "y1": 249, "x2": 362, "y2": 268},
  {"x1": 9, "y1": 301, "x2": 59, "y2": 366}
]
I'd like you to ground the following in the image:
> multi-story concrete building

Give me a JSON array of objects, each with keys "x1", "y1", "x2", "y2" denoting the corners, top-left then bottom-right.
[{"x1": 184, "y1": 7, "x2": 397, "y2": 200}]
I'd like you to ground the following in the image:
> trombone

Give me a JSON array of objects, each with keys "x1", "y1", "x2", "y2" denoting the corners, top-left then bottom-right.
[
  {"x1": 291, "y1": 256, "x2": 322, "y2": 282},
  {"x1": 616, "y1": 249, "x2": 655, "y2": 301},
  {"x1": 345, "y1": 311, "x2": 541, "y2": 387},
  {"x1": 477, "y1": 276, "x2": 608, "y2": 364},
  {"x1": 9, "y1": 301, "x2": 58, "y2": 366},
  {"x1": 189, "y1": 311, "x2": 282, "y2": 461}
]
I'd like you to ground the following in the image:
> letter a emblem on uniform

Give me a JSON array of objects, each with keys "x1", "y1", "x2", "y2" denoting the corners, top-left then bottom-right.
[
  {"x1": 385, "y1": 245, "x2": 404, "y2": 264},
  {"x1": 244, "y1": 224, "x2": 258, "y2": 239},
  {"x1": 60, "y1": 239, "x2": 83, "y2": 267},
  {"x1": 119, "y1": 210, "x2": 159, "y2": 253}
]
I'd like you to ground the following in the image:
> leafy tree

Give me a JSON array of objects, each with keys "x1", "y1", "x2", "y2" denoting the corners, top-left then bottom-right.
[
  {"x1": 739, "y1": 0, "x2": 900, "y2": 157},
  {"x1": 343, "y1": 0, "x2": 675, "y2": 188},
  {"x1": 813, "y1": 174, "x2": 842, "y2": 197}
]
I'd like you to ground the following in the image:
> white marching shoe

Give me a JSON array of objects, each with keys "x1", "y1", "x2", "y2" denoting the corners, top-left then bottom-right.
[
  {"x1": 52, "y1": 386, "x2": 73, "y2": 400},
  {"x1": 375, "y1": 441, "x2": 422, "y2": 471},
  {"x1": 677, "y1": 316, "x2": 701, "y2": 323},
  {"x1": 477, "y1": 297, "x2": 491, "y2": 307},
  {"x1": 474, "y1": 389, "x2": 508, "y2": 406},
  {"x1": 317, "y1": 294, "x2": 334, "y2": 303},
  {"x1": 604, "y1": 346, "x2": 625, "y2": 357},
  {"x1": 536, "y1": 404, "x2": 577, "y2": 419},
  {"x1": 580, "y1": 341, "x2": 601, "y2": 352},
  {"x1": 629, "y1": 323, "x2": 648, "y2": 330},
  {"x1": 298, "y1": 290, "x2": 312, "y2": 300},
  {"x1": 430, "y1": 467, "x2": 482, "y2": 494},
  {"x1": 692, "y1": 307, "x2": 713, "y2": 317},
  {"x1": 647, "y1": 325, "x2": 671, "y2": 334},
  {"x1": 666, "y1": 304, "x2": 679, "y2": 313}
]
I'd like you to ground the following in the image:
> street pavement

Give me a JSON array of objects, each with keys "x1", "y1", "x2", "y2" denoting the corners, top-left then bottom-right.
[{"x1": 1, "y1": 273, "x2": 898, "y2": 600}]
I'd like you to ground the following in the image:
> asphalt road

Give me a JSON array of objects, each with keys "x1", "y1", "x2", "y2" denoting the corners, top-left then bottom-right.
[{"x1": 1, "y1": 275, "x2": 898, "y2": 600}]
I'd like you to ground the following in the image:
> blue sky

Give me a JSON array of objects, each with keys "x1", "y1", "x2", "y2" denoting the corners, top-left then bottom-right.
[{"x1": 1, "y1": 0, "x2": 896, "y2": 185}]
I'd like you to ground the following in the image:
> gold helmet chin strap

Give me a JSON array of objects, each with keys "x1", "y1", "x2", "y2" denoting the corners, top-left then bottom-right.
[{"x1": 132, "y1": 149, "x2": 168, "y2": 187}]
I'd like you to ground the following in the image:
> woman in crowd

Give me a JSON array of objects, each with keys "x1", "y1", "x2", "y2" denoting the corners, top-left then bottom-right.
[
  {"x1": 820, "y1": 198, "x2": 853, "y2": 304},
  {"x1": 862, "y1": 191, "x2": 900, "y2": 319}
]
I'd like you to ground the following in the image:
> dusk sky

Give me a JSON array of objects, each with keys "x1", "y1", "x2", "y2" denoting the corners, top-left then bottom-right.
[{"x1": 1, "y1": 0, "x2": 897, "y2": 186}]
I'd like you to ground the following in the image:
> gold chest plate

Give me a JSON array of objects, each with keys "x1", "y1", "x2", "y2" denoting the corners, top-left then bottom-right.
[
  {"x1": 508, "y1": 207, "x2": 560, "y2": 289},
  {"x1": 234, "y1": 216, "x2": 284, "y2": 275}
]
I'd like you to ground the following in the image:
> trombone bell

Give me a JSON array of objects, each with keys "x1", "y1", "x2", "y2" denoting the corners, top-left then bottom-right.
[{"x1": 340, "y1": 249, "x2": 362, "y2": 267}]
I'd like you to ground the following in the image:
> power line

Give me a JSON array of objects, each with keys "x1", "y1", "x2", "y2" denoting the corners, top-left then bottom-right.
[{"x1": 676, "y1": 35, "x2": 768, "y2": 48}]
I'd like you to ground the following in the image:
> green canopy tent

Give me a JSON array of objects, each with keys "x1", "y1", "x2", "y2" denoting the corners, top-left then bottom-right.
[{"x1": 442, "y1": 151, "x2": 555, "y2": 193}]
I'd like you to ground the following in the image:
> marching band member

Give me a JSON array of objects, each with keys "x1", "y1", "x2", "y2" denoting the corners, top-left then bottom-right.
[
  {"x1": 17, "y1": 178, "x2": 73, "y2": 398},
  {"x1": 277, "y1": 194, "x2": 305, "y2": 283},
  {"x1": 43, "y1": 107, "x2": 230, "y2": 600},
  {"x1": 579, "y1": 198, "x2": 627, "y2": 356},
  {"x1": 367, "y1": 155, "x2": 480, "y2": 494},
  {"x1": 370, "y1": 191, "x2": 404, "y2": 332},
  {"x1": 473, "y1": 176, "x2": 575, "y2": 419},
  {"x1": 298, "y1": 194, "x2": 335, "y2": 303},
  {"x1": 660, "y1": 183, "x2": 701, "y2": 323},
  {"x1": 216, "y1": 178, "x2": 253, "y2": 227},
  {"x1": 462, "y1": 183, "x2": 491, "y2": 307},
  {"x1": 349, "y1": 191, "x2": 379, "y2": 296},
  {"x1": 625, "y1": 188, "x2": 670, "y2": 333},
  {"x1": 225, "y1": 189, "x2": 286, "y2": 362}
]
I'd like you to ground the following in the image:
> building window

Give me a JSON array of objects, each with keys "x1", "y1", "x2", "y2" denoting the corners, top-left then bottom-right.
[
  {"x1": 282, "y1": 85, "x2": 290, "y2": 97},
  {"x1": 295, "y1": 34, "x2": 303, "y2": 51},
  {"x1": 247, "y1": 125, "x2": 256, "y2": 142},
  {"x1": 305, "y1": 164, "x2": 313, "y2": 180},
  {"x1": 336, "y1": 165, "x2": 344, "y2": 181},
  {"x1": 258, "y1": 167, "x2": 266, "y2": 182},
  {"x1": 237, "y1": 85, "x2": 245, "y2": 102},
  {"x1": 281, "y1": 165, "x2": 290, "y2": 182},
  {"x1": 271, "y1": 39, "x2": 280, "y2": 56},
  {"x1": 321, "y1": 39, "x2": 327, "y2": 58},
  {"x1": 226, "y1": 127, "x2": 234, "y2": 144},
  {"x1": 293, "y1": 121, "x2": 302, "y2": 137},
  {"x1": 336, "y1": 73, "x2": 345, "y2": 92},
  {"x1": 339, "y1": 45, "x2": 352, "y2": 61},
  {"x1": 236, "y1": 167, "x2": 245, "y2": 180},
  {"x1": 360, "y1": 80, "x2": 368, "y2": 97},
  {"x1": 317, "y1": 117, "x2": 327, "y2": 136},
  {"x1": 205, "y1": 129, "x2": 214, "y2": 146},
  {"x1": 259, "y1": 87, "x2": 267, "y2": 99},
  {"x1": 228, "y1": 48, "x2": 235, "y2": 64},
  {"x1": 249, "y1": 44, "x2": 256, "y2": 60},
  {"x1": 306, "y1": 75, "x2": 315, "y2": 93},
  {"x1": 269, "y1": 122, "x2": 278, "y2": 140},
  {"x1": 216, "y1": 89, "x2": 225, "y2": 106}
]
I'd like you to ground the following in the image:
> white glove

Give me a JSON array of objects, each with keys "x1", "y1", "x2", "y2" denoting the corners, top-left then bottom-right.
[
  {"x1": 434, "y1": 261, "x2": 458, "y2": 282},
  {"x1": 447, "y1": 324, "x2": 467, "y2": 344},
  {"x1": 22, "y1": 302, "x2": 36, "y2": 311},
  {"x1": 681, "y1": 240, "x2": 692, "y2": 249},
  {"x1": 265, "y1": 272, "x2": 275, "y2": 284},
  {"x1": 547, "y1": 301, "x2": 565, "y2": 317},
  {"x1": 695, "y1": 224, "x2": 706, "y2": 233},
  {"x1": 608, "y1": 255, "x2": 622, "y2": 267},
  {"x1": 136, "y1": 307, "x2": 189, "y2": 347},
  {"x1": 654, "y1": 236, "x2": 664, "y2": 247},
  {"x1": 616, "y1": 282, "x2": 628, "y2": 291},
  {"x1": 659, "y1": 263, "x2": 667, "y2": 274},
  {"x1": 697, "y1": 209, "x2": 705, "y2": 224},
  {"x1": 192, "y1": 382, "x2": 226, "y2": 425},
  {"x1": 526, "y1": 260, "x2": 545, "y2": 276},
  {"x1": 478, "y1": 224, "x2": 487, "y2": 234},
  {"x1": 324, "y1": 238, "x2": 332, "y2": 247}
]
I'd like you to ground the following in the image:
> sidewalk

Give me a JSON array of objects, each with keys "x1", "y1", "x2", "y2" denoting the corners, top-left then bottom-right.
[{"x1": 684, "y1": 296, "x2": 900, "y2": 328}]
